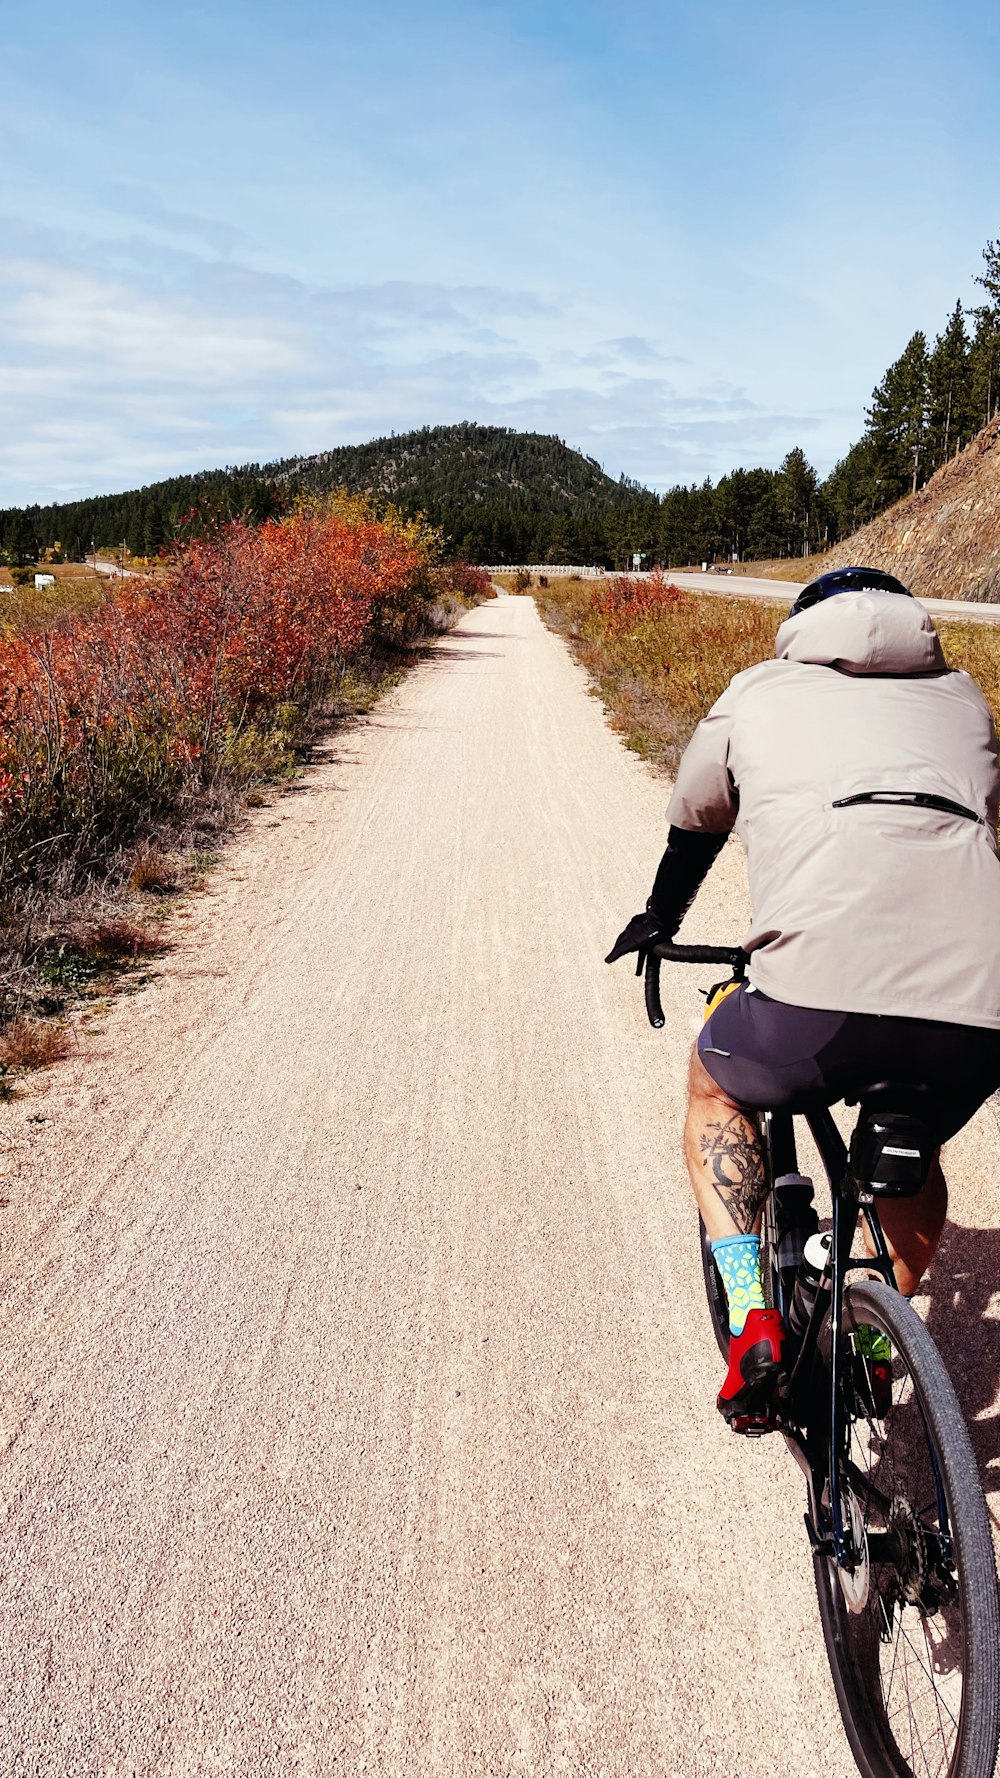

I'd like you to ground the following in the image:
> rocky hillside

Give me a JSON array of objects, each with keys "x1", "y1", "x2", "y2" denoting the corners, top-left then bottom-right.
[{"x1": 823, "y1": 415, "x2": 1000, "y2": 601}]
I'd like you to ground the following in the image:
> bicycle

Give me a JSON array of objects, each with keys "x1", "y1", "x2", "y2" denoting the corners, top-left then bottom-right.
[{"x1": 643, "y1": 940, "x2": 1000, "y2": 1778}]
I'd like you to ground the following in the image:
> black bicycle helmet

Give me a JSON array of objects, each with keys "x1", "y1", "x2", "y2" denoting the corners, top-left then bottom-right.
[{"x1": 788, "y1": 565, "x2": 912, "y2": 619}]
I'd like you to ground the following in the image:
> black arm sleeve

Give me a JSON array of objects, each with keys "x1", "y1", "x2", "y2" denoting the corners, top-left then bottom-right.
[{"x1": 646, "y1": 825, "x2": 728, "y2": 936}]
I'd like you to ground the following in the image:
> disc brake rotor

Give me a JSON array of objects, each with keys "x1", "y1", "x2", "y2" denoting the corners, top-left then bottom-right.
[{"x1": 838, "y1": 1488, "x2": 871, "y2": 1614}]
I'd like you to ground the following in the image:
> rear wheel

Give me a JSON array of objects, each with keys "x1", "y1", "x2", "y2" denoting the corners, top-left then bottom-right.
[{"x1": 813, "y1": 1279, "x2": 999, "y2": 1778}]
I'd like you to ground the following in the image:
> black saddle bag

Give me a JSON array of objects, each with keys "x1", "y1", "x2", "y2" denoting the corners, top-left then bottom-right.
[{"x1": 848, "y1": 1091, "x2": 935, "y2": 1198}]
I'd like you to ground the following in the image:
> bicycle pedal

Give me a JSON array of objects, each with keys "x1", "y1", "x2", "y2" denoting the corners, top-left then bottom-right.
[
  {"x1": 718, "y1": 1357, "x2": 784, "y2": 1425},
  {"x1": 729, "y1": 1412, "x2": 779, "y2": 1437}
]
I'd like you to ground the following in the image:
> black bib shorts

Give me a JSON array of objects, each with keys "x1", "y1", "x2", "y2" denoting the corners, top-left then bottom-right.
[{"x1": 697, "y1": 985, "x2": 1000, "y2": 1146}]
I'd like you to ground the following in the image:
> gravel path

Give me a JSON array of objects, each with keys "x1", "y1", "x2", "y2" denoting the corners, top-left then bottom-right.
[{"x1": 1, "y1": 594, "x2": 997, "y2": 1777}]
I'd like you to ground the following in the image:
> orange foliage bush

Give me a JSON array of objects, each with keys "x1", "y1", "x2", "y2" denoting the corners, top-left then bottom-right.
[
  {"x1": 0, "y1": 504, "x2": 462, "y2": 889},
  {"x1": 437, "y1": 560, "x2": 493, "y2": 602},
  {"x1": 594, "y1": 570, "x2": 689, "y2": 635}
]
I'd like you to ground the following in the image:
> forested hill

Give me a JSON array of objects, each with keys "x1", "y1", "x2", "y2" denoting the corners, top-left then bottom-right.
[
  {"x1": 275, "y1": 423, "x2": 621, "y2": 505},
  {"x1": 2, "y1": 224, "x2": 998, "y2": 573},
  {"x1": 266, "y1": 424, "x2": 646, "y2": 563},
  {"x1": 0, "y1": 422, "x2": 852, "y2": 569},
  {"x1": 0, "y1": 425, "x2": 658, "y2": 570}
]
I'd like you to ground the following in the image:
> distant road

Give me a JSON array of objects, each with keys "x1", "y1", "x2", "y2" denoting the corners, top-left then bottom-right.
[
  {"x1": 669, "y1": 570, "x2": 1000, "y2": 627},
  {"x1": 88, "y1": 554, "x2": 141, "y2": 578}
]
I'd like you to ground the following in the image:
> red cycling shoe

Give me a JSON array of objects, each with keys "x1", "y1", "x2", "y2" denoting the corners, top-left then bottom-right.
[{"x1": 718, "y1": 1307, "x2": 786, "y2": 1435}]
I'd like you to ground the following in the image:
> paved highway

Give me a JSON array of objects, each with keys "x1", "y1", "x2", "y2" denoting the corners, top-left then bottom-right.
[{"x1": 669, "y1": 569, "x2": 1000, "y2": 625}]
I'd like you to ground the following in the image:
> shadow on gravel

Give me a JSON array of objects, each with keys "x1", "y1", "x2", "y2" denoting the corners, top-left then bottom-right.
[
  {"x1": 438, "y1": 629, "x2": 511, "y2": 641},
  {"x1": 418, "y1": 648, "x2": 502, "y2": 664},
  {"x1": 921, "y1": 1221, "x2": 1000, "y2": 1505}
]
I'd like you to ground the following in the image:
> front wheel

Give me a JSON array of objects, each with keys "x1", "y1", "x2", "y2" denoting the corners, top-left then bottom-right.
[{"x1": 813, "y1": 1278, "x2": 1000, "y2": 1778}]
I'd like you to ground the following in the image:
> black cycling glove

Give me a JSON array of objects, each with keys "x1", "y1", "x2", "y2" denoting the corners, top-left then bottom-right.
[
  {"x1": 605, "y1": 827, "x2": 729, "y2": 966},
  {"x1": 604, "y1": 907, "x2": 666, "y2": 966}
]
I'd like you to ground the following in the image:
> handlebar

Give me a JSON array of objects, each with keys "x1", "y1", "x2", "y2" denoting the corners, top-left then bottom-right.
[{"x1": 641, "y1": 942, "x2": 747, "y2": 1030}]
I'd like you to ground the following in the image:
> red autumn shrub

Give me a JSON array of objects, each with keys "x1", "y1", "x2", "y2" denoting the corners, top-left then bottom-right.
[
  {"x1": 0, "y1": 505, "x2": 472, "y2": 890},
  {"x1": 595, "y1": 570, "x2": 688, "y2": 635},
  {"x1": 438, "y1": 561, "x2": 493, "y2": 602}
]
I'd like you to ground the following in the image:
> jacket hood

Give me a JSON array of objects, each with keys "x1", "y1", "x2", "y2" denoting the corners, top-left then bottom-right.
[{"x1": 774, "y1": 591, "x2": 946, "y2": 675}]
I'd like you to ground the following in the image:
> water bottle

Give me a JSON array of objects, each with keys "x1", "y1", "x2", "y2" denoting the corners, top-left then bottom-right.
[
  {"x1": 788, "y1": 1231, "x2": 833, "y2": 1340},
  {"x1": 773, "y1": 1173, "x2": 819, "y2": 1304}
]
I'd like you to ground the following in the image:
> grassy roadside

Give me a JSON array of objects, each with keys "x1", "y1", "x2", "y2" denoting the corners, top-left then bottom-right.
[
  {"x1": 0, "y1": 519, "x2": 492, "y2": 1093},
  {"x1": 0, "y1": 644, "x2": 423, "y2": 1093},
  {"x1": 0, "y1": 564, "x2": 105, "y2": 634},
  {"x1": 533, "y1": 572, "x2": 779, "y2": 771},
  {"x1": 531, "y1": 571, "x2": 1000, "y2": 774}
]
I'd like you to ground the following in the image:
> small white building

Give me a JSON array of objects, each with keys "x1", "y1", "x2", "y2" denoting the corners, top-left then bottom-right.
[{"x1": 34, "y1": 573, "x2": 56, "y2": 589}]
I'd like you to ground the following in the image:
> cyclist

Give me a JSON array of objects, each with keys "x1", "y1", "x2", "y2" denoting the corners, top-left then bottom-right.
[{"x1": 607, "y1": 567, "x2": 1000, "y2": 1430}]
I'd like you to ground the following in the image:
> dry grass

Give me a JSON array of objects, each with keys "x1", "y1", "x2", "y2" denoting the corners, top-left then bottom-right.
[
  {"x1": 937, "y1": 618, "x2": 1000, "y2": 715},
  {"x1": 0, "y1": 569, "x2": 105, "y2": 635},
  {"x1": 490, "y1": 571, "x2": 609, "y2": 594},
  {"x1": 536, "y1": 575, "x2": 779, "y2": 770},
  {"x1": 536, "y1": 576, "x2": 1000, "y2": 773},
  {"x1": 0, "y1": 1017, "x2": 71, "y2": 1073},
  {"x1": 128, "y1": 844, "x2": 180, "y2": 895},
  {"x1": 730, "y1": 555, "x2": 827, "y2": 583},
  {"x1": 87, "y1": 918, "x2": 161, "y2": 960}
]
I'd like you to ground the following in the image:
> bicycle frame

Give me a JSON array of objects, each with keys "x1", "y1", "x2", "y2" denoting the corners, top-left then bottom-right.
[
  {"x1": 643, "y1": 942, "x2": 952, "y2": 1575},
  {"x1": 764, "y1": 1106, "x2": 951, "y2": 1572}
]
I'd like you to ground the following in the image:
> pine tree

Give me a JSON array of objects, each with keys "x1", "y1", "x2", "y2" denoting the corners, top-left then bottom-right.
[
  {"x1": 746, "y1": 484, "x2": 784, "y2": 560},
  {"x1": 970, "y1": 242, "x2": 1000, "y2": 430},
  {"x1": 822, "y1": 437, "x2": 879, "y2": 540},
  {"x1": 776, "y1": 448, "x2": 819, "y2": 556},
  {"x1": 866, "y1": 331, "x2": 930, "y2": 501},
  {"x1": 928, "y1": 302, "x2": 974, "y2": 468},
  {"x1": 3, "y1": 510, "x2": 40, "y2": 567}
]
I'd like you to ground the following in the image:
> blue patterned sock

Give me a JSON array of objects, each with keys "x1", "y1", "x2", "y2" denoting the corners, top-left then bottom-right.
[{"x1": 711, "y1": 1234, "x2": 766, "y2": 1334}]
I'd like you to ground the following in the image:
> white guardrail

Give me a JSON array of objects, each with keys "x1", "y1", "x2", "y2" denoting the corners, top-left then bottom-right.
[{"x1": 482, "y1": 564, "x2": 608, "y2": 578}]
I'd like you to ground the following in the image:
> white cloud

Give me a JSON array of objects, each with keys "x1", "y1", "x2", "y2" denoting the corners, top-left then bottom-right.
[
  {"x1": 1, "y1": 260, "x2": 305, "y2": 384},
  {"x1": 0, "y1": 215, "x2": 838, "y2": 506},
  {"x1": 104, "y1": 184, "x2": 258, "y2": 256}
]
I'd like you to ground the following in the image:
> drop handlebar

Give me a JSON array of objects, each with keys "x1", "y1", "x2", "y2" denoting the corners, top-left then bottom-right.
[{"x1": 641, "y1": 942, "x2": 747, "y2": 1030}]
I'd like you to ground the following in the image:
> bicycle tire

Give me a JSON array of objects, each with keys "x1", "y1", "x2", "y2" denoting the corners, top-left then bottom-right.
[
  {"x1": 699, "y1": 1215, "x2": 730, "y2": 1359},
  {"x1": 812, "y1": 1279, "x2": 1000, "y2": 1778}
]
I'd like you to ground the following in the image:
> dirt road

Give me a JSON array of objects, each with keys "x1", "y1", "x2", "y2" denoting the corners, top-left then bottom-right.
[{"x1": 2, "y1": 594, "x2": 998, "y2": 1776}]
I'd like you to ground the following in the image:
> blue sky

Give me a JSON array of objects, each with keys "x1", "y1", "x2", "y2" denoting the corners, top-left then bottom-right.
[{"x1": 2, "y1": 0, "x2": 998, "y2": 504}]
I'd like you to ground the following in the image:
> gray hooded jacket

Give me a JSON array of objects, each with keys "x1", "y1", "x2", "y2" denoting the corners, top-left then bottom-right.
[{"x1": 665, "y1": 592, "x2": 1000, "y2": 1028}]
